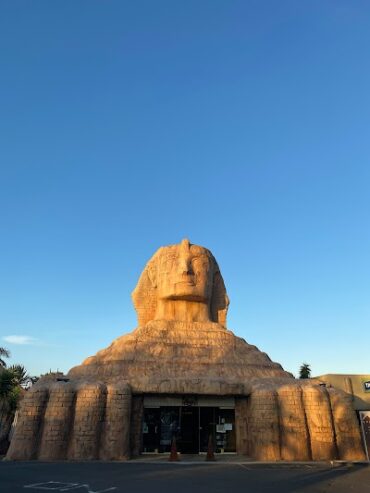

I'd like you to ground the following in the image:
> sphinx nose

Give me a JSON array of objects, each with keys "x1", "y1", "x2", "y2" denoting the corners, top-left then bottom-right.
[{"x1": 179, "y1": 257, "x2": 192, "y2": 275}]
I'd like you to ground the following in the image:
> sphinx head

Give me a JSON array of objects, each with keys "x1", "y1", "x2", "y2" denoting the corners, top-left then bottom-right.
[{"x1": 132, "y1": 239, "x2": 229, "y2": 326}]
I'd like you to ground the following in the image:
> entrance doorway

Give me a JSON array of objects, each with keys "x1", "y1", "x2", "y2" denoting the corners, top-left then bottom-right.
[
  {"x1": 142, "y1": 406, "x2": 236, "y2": 454},
  {"x1": 199, "y1": 407, "x2": 236, "y2": 453},
  {"x1": 178, "y1": 407, "x2": 199, "y2": 453}
]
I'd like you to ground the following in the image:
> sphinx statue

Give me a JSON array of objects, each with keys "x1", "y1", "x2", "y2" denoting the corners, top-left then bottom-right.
[
  {"x1": 132, "y1": 238, "x2": 229, "y2": 326},
  {"x1": 6, "y1": 240, "x2": 366, "y2": 461}
]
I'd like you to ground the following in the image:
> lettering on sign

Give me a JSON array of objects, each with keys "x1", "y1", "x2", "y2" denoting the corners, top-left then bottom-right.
[
  {"x1": 182, "y1": 395, "x2": 198, "y2": 407},
  {"x1": 24, "y1": 481, "x2": 117, "y2": 492},
  {"x1": 363, "y1": 380, "x2": 370, "y2": 392}
]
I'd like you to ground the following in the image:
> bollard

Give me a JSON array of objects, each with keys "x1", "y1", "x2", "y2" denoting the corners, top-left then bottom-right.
[
  {"x1": 169, "y1": 436, "x2": 180, "y2": 461},
  {"x1": 206, "y1": 434, "x2": 216, "y2": 461}
]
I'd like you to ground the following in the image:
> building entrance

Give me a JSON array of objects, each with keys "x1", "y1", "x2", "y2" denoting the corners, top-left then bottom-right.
[
  {"x1": 179, "y1": 406, "x2": 199, "y2": 453},
  {"x1": 142, "y1": 403, "x2": 236, "y2": 454}
]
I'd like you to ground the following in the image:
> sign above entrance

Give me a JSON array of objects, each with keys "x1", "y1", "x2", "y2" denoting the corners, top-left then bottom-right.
[
  {"x1": 143, "y1": 395, "x2": 235, "y2": 408},
  {"x1": 182, "y1": 396, "x2": 198, "y2": 407}
]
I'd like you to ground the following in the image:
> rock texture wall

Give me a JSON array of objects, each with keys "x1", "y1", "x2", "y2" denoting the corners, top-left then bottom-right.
[
  {"x1": 130, "y1": 395, "x2": 144, "y2": 457},
  {"x1": 302, "y1": 385, "x2": 337, "y2": 460},
  {"x1": 100, "y1": 383, "x2": 131, "y2": 460},
  {"x1": 7, "y1": 379, "x2": 366, "y2": 462},
  {"x1": 38, "y1": 383, "x2": 75, "y2": 460},
  {"x1": 69, "y1": 383, "x2": 106, "y2": 460},
  {"x1": 232, "y1": 380, "x2": 366, "y2": 461},
  {"x1": 6, "y1": 386, "x2": 48, "y2": 460},
  {"x1": 235, "y1": 397, "x2": 248, "y2": 455},
  {"x1": 6, "y1": 382, "x2": 132, "y2": 461},
  {"x1": 328, "y1": 387, "x2": 365, "y2": 461},
  {"x1": 277, "y1": 384, "x2": 310, "y2": 461},
  {"x1": 247, "y1": 389, "x2": 281, "y2": 460},
  {"x1": 68, "y1": 320, "x2": 291, "y2": 394}
]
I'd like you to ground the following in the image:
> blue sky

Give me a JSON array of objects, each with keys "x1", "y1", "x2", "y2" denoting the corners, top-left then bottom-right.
[{"x1": 0, "y1": 1, "x2": 369, "y2": 377}]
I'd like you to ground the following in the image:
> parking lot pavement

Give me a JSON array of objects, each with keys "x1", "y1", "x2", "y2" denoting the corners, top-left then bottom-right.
[{"x1": 0, "y1": 461, "x2": 369, "y2": 493}]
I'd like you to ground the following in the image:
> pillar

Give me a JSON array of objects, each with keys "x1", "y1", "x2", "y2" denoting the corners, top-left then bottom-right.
[
  {"x1": 235, "y1": 397, "x2": 248, "y2": 455},
  {"x1": 328, "y1": 387, "x2": 365, "y2": 460},
  {"x1": 277, "y1": 384, "x2": 311, "y2": 460},
  {"x1": 100, "y1": 383, "x2": 131, "y2": 460},
  {"x1": 302, "y1": 385, "x2": 336, "y2": 460},
  {"x1": 247, "y1": 388, "x2": 280, "y2": 460},
  {"x1": 68, "y1": 383, "x2": 106, "y2": 460},
  {"x1": 130, "y1": 395, "x2": 144, "y2": 457},
  {"x1": 6, "y1": 386, "x2": 49, "y2": 460},
  {"x1": 38, "y1": 382, "x2": 76, "y2": 460}
]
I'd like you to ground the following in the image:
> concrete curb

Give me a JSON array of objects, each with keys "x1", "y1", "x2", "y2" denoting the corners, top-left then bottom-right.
[
  {"x1": 128, "y1": 459, "x2": 369, "y2": 466},
  {"x1": 1, "y1": 457, "x2": 368, "y2": 467}
]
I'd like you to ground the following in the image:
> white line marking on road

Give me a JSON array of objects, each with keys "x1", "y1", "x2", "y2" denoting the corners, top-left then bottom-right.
[{"x1": 24, "y1": 481, "x2": 117, "y2": 492}]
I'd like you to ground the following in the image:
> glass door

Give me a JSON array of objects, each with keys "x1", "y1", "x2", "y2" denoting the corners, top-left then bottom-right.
[
  {"x1": 178, "y1": 406, "x2": 199, "y2": 453},
  {"x1": 159, "y1": 407, "x2": 180, "y2": 453},
  {"x1": 143, "y1": 408, "x2": 160, "y2": 453},
  {"x1": 215, "y1": 408, "x2": 236, "y2": 453},
  {"x1": 199, "y1": 407, "x2": 216, "y2": 453}
]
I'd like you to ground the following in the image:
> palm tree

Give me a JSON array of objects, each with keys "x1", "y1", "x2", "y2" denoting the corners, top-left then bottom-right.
[
  {"x1": 0, "y1": 364, "x2": 29, "y2": 414},
  {"x1": 0, "y1": 347, "x2": 10, "y2": 368},
  {"x1": 0, "y1": 370, "x2": 14, "y2": 397},
  {"x1": 299, "y1": 362, "x2": 311, "y2": 379},
  {"x1": 7, "y1": 365, "x2": 29, "y2": 386}
]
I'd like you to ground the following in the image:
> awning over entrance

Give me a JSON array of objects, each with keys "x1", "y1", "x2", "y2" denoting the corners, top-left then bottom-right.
[{"x1": 144, "y1": 395, "x2": 235, "y2": 408}]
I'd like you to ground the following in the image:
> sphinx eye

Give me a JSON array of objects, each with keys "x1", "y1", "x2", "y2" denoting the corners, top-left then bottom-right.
[
  {"x1": 162, "y1": 256, "x2": 176, "y2": 271},
  {"x1": 191, "y1": 257, "x2": 209, "y2": 271}
]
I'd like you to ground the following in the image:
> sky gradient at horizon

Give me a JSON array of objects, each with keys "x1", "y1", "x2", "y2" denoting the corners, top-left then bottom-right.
[{"x1": 0, "y1": 1, "x2": 369, "y2": 378}]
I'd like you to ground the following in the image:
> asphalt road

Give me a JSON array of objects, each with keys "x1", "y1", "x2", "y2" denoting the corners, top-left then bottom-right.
[{"x1": 0, "y1": 461, "x2": 369, "y2": 493}]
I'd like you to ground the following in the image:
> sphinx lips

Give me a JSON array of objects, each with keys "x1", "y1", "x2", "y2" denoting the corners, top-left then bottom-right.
[{"x1": 176, "y1": 277, "x2": 196, "y2": 286}]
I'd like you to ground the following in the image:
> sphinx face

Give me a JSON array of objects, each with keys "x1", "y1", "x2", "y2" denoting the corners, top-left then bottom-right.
[
  {"x1": 154, "y1": 239, "x2": 214, "y2": 303},
  {"x1": 132, "y1": 238, "x2": 229, "y2": 326}
]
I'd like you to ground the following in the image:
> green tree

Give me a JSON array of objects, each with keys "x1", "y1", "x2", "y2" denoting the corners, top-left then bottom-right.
[
  {"x1": 0, "y1": 347, "x2": 10, "y2": 368},
  {"x1": 0, "y1": 357, "x2": 28, "y2": 453},
  {"x1": 1, "y1": 365, "x2": 29, "y2": 412},
  {"x1": 299, "y1": 362, "x2": 311, "y2": 379},
  {"x1": 0, "y1": 370, "x2": 14, "y2": 398},
  {"x1": 7, "y1": 365, "x2": 29, "y2": 387}
]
